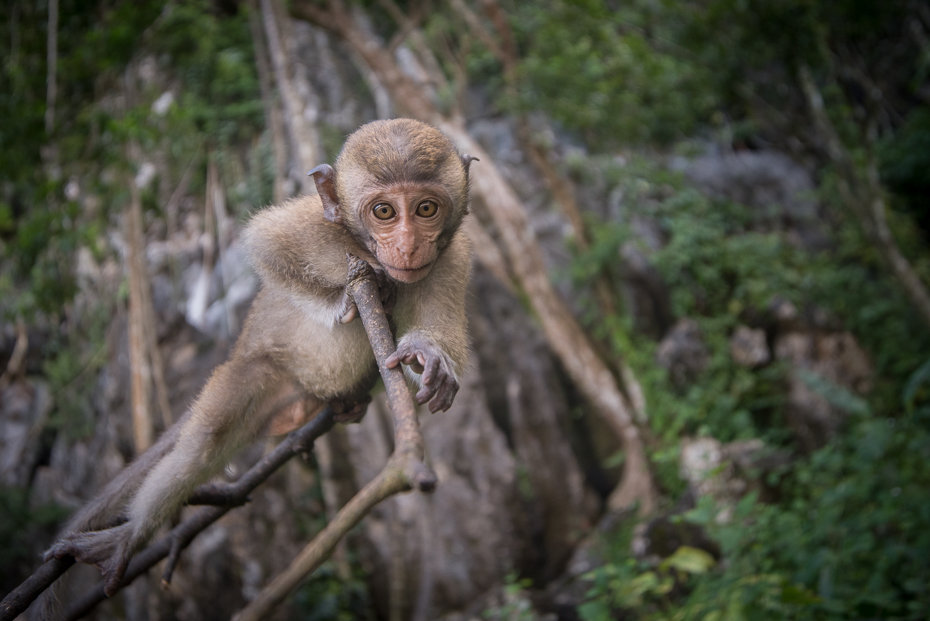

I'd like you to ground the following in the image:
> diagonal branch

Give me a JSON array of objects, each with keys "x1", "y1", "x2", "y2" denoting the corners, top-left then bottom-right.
[
  {"x1": 799, "y1": 65, "x2": 930, "y2": 332},
  {"x1": 0, "y1": 409, "x2": 336, "y2": 621}
]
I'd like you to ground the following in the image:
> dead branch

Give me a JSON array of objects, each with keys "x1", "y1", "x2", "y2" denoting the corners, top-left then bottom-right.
[
  {"x1": 0, "y1": 409, "x2": 336, "y2": 621},
  {"x1": 127, "y1": 178, "x2": 155, "y2": 452},
  {"x1": 234, "y1": 254, "x2": 436, "y2": 621},
  {"x1": 248, "y1": 0, "x2": 289, "y2": 203},
  {"x1": 799, "y1": 65, "x2": 930, "y2": 331},
  {"x1": 45, "y1": 0, "x2": 58, "y2": 136},
  {"x1": 260, "y1": 0, "x2": 319, "y2": 193}
]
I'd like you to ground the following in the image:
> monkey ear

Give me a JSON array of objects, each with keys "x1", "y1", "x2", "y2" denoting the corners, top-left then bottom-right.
[
  {"x1": 460, "y1": 154, "x2": 479, "y2": 176},
  {"x1": 309, "y1": 164, "x2": 341, "y2": 224}
]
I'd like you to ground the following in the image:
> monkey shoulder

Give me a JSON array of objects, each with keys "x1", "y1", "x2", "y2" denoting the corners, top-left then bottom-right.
[{"x1": 243, "y1": 195, "x2": 361, "y2": 294}]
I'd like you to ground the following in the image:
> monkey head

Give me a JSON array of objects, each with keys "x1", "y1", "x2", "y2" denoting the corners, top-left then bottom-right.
[{"x1": 309, "y1": 119, "x2": 476, "y2": 284}]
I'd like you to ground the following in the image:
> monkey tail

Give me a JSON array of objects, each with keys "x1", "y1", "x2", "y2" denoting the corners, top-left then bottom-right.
[{"x1": 31, "y1": 578, "x2": 63, "y2": 621}]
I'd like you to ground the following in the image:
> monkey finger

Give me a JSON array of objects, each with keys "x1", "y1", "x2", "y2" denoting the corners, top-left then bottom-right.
[
  {"x1": 104, "y1": 553, "x2": 131, "y2": 597},
  {"x1": 339, "y1": 303, "x2": 358, "y2": 324},
  {"x1": 422, "y1": 356, "x2": 441, "y2": 387},
  {"x1": 429, "y1": 378, "x2": 459, "y2": 413},
  {"x1": 415, "y1": 383, "x2": 438, "y2": 406}
]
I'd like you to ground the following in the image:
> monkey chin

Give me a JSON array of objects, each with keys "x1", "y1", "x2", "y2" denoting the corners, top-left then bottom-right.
[{"x1": 382, "y1": 262, "x2": 434, "y2": 284}]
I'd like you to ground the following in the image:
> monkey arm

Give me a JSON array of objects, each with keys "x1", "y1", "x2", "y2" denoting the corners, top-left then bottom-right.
[
  {"x1": 244, "y1": 196, "x2": 382, "y2": 327},
  {"x1": 387, "y1": 232, "x2": 471, "y2": 412}
]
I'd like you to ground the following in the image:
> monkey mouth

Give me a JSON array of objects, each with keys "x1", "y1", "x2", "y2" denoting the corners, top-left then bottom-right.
[{"x1": 381, "y1": 261, "x2": 434, "y2": 283}]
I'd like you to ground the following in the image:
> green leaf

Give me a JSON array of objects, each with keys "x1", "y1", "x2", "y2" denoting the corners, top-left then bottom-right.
[
  {"x1": 903, "y1": 356, "x2": 930, "y2": 412},
  {"x1": 662, "y1": 546, "x2": 717, "y2": 575}
]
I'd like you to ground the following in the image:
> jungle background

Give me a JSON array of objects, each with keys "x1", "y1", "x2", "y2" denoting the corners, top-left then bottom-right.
[{"x1": 2, "y1": 0, "x2": 930, "y2": 619}]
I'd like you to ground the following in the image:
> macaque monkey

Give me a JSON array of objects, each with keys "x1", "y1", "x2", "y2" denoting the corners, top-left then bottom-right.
[{"x1": 45, "y1": 118, "x2": 475, "y2": 598}]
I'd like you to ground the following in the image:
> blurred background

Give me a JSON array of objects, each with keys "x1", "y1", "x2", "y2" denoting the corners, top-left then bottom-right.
[{"x1": 1, "y1": 0, "x2": 930, "y2": 619}]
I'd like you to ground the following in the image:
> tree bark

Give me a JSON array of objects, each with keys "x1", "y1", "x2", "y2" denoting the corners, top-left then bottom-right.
[
  {"x1": 45, "y1": 0, "x2": 58, "y2": 136},
  {"x1": 249, "y1": 0, "x2": 289, "y2": 203},
  {"x1": 126, "y1": 181, "x2": 154, "y2": 453},
  {"x1": 260, "y1": 0, "x2": 319, "y2": 194}
]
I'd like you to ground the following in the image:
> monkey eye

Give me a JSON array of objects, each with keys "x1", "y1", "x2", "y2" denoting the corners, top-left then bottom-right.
[
  {"x1": 416, "y1": 200, "x2": 438, "y2": 218},
  {"x1": 372, "y1": 203, "x2": 396, "y2": 220}
]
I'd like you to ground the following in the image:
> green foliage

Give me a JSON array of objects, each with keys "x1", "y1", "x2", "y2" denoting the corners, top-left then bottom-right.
[
  {"x1": 292, "y1": 563, "x2": 372, "y2": 621},
  {"x1": 153, "y1": 1, "x2": 264, "y2": 146},
  {"x1": 583, "y1": 399, "x2": 930, "y2": 619},
  {"x1": 569, "y1": 144, "x2": 930, "y2": 617},
  {"x1": 675, "y1": 403, "x2": 930, "y2": 620},
  {"x1": 481, "y1": 574, "x2": 544, "y2": 621},
  {"x1": 509, "y1": 0, "x2": 716, "y2": 147}
]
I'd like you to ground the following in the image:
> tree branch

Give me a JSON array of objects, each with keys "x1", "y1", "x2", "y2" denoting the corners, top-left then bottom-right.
[
  {"x1": 799, "y1": 65, "x2": 930, "y2": 332},
  {"x1": 0, "y1": 409, "x2": 336, "y2": 621}
]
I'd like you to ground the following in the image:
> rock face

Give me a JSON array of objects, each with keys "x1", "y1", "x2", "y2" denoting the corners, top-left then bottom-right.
[
  {"x1": 656, "y1": 318, "x2": 710, "y2": 388},
  {"x1": 729, "y1": 325, "x2": 771, "y2": 368},
  {"x1": 775, "y1": 330, "x2": 872, "y2": 449},
  {"x1": 674, "y1": 149, "x2": 826, "y2": 247},
  {"x1": 0, "y1": 379, "x2": 52, "y2": 488}
]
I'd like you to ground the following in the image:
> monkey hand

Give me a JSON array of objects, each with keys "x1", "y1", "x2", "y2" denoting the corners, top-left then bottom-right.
[
  {"x1": 338, "y1": 267, "x2": 397, "y2": 323},
  {"x1": 330, "y1": 394, "x2": 373, "y2": 423},
  {"x1": 385, "y1": 336, "x2": 459, "y2": 413},
  {"x1": 45, "y1": 522, "x2": 139, "y2": 597}
]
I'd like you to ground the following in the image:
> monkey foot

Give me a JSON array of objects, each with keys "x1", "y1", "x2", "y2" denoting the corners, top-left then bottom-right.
[
  {"x1": 331, "y1": 394, "x2": 372, "y2": 424},
  {"x1": 45, "y1": 523, "x2": 136, "y2": 597}
]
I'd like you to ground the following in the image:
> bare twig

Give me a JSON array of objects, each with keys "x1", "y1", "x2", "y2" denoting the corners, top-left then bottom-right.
[
  {"x1": 45, "y1": 0, "x2": 58, "y2": 136},
  {"x1": 248, "y1": 0, "x2": 289, "y2": 203},
  {"x1": 0, "y1": 409, "x2": 336, "y2": 621},
  {"x1": 61, "y1": 409, "x2": 335, "y2": 621},
  {"x1": 234, "y1": 255, "x2": 436, "y2": 621},
  {"x1": 799, "y1": 65, "x2": 930, "y2": 332},
  {"x1": 127, "y1": 177, "x2": 155, "y2": 452}
]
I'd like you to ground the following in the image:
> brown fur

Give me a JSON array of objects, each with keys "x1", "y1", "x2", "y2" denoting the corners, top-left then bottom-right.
[{"x1": 41, "y1": 119, "x2": 473, "y2": 605}]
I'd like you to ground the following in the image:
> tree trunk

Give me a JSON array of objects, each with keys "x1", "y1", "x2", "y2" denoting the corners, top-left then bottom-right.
[
  {"x1": 126, "y1": 182, "x2": 153, "y2": 453},
  {"x1": 249, "y1": 0, "x2": 289, "y2": 203},
  {"x1": 260, "y1": 0, "x2": 320, "y2": 194}
]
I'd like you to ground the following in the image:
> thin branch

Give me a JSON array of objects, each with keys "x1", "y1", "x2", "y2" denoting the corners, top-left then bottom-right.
[
  {"x1": 61, "y1": 409, "x2": 335, "y2": 621},
  {"x1": 799, "y1": 65, "x2": 930, "y2": 332},
  {"x1": 44, "y1": 0, "x2": 58, "y2": 136},
  {"x1": 234, "y1": 255, "x2": 436, "y2": 621},
  {"x1": 127, "y1": 176, "x2": 154, "y2": 452},
  {"x1": 0, "y1": 409, "x2": 336, "y2": 621},
  {"x1": 248, "y1": 0, "x2": 288, "y2": 203}
]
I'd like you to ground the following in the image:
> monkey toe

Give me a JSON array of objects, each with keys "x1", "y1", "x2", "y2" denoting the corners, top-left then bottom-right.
[
  {"x1": 48, "y1": 525, "x2": 136, "y2": 594},
  {"x1": 331, "y1": 395, "x2": 371, "y2": 424}
]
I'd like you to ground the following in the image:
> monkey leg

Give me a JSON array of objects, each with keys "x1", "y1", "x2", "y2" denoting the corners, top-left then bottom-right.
[
  {"x1": 328, "y1": 368, "x2": 379, "y2": 424},
  {"x1": 330, "y1": 394, "x2": 372, "y2": 424},
  {"x1": 49, "y1": 353, "x2": 287, "y2": 596}
]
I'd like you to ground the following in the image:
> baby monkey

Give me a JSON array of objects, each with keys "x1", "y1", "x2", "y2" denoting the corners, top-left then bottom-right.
[{"x1": 46, "y1": 118, "x2": 474, "y2": 597}]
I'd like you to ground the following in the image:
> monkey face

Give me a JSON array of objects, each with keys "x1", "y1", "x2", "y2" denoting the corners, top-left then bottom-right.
[{"x1": 358, "y1": 183, "x2": 450, "y2": 283}]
